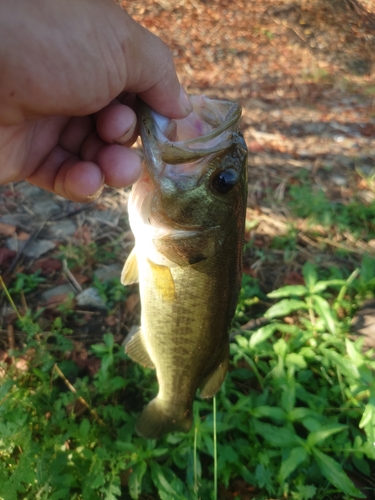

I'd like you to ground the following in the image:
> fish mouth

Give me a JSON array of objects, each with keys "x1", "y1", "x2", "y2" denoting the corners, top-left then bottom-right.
[{"x1": 138, "y1": 95, "x2": 242, "y2": 178}]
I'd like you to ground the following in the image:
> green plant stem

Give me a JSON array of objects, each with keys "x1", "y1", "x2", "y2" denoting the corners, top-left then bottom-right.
[
  {"x1": 194, "y1": 426, "x2": 198, "y2": 494},
  {"x1": 0, "y1": 275, "x2": 24, "y2": 324},
  {"x1": 213, "y1": 395, "x2": 217, "y2": 500},
  {"x1": 334, "y1": 268, "x2": 360, "y2": 311},
  {"x1": 53, "y1": 364, "x2": 105, "y2": 426}
]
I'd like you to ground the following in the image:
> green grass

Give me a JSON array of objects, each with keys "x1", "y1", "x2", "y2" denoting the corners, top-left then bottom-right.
[
  {"x1": 1, "y1": 256, "x2": 375, "y2": 499},
  {"x1": 288, "y1": 183, "x2": 375, "y2": 241}
]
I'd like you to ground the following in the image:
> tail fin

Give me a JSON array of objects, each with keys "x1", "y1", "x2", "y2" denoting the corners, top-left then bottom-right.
[{"x1": 136, "y1": 398, "x2": 192, "y2": 439}]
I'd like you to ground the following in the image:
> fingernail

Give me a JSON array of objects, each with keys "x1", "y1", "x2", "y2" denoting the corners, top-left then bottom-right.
[
  {"x1": 85, "y1": 171, "x2": 105, "y2": 201},
  {"x1": 179, "y1": 85, "x2": 193, "y2": 114},
  {"x1": 85, "y1": 183, "x2": 104, "y2": 201},
  {"x1": 116, "y1": 121, "x2": 137, "y2": 145}
]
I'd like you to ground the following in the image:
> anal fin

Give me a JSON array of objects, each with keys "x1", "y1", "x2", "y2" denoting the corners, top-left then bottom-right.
[
  {"x1": 121, "y1": 247, "x2": 139, "y2": 285},
  {"x1": 199, "y1": 349, "x2": 229, "y2": 398},
  {"x1": 125, "y1": 329, "x2": 155, "y2": 369}
]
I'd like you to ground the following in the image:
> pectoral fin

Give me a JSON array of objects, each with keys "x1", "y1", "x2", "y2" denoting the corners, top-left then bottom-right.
[
  {"x1": 121, "y1": 247, "x2": 139, "y2": 285},
  {"x1": 199, "y1": 350, "x2": 229, "y2": 398},
  {"x1": 125, "y1": 329, "x2": 155, "y2": 369},
  {"x1": 148, "y1": 259, "x2": 176, "y2": 302}
]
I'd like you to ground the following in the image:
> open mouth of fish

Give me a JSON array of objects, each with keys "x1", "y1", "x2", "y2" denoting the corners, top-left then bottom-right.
[{"x1": 141, "y1": 94, "x2": 242, "y2": 171}]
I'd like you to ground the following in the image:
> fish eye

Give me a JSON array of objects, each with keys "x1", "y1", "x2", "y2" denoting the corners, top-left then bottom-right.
[{"x1": 211, "y1": 168, "x2": 238, "y2": 194}]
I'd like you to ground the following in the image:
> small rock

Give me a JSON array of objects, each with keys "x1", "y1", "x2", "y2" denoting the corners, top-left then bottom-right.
[
  {"x1": 0, "y1": 214, "x2": 32, "y2": 227},
  {"x1": 76, "y1": 287, "x2": 107, "y2": 309},
  {"x1": 90, "y1": 209, "x2": 119, "y2": 224},
  {"x1": 41, "y1": 284, "x2": 75, "y2": 303},
  {"x1": 33, "y1": 200, "x2": 61, "y2": 216},
  {"x1": 94, "y1": 264, "x2": 122, "y2": 283},
  {"x1": 333, "y1": 135, "x2": 345, "y2": 143},
  {"x1": 351, "y1": 300, "x2": 375, "y2": 352},
  {"x1": 331, "y1": 174, "x2": 347, "y2": 187},
  {"x1": 48, "y1": 220, "x2": 77, "y2": 240},
  {"x1": 6, "y1": 238, "x2": 55, "y2": 259},
  {"x1": 14, "y1": 182, "x2": 44, "y2": 198}
]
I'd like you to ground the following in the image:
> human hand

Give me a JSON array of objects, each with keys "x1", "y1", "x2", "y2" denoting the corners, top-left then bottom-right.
[{"x1": 0, "y1": 0, "x2": 191, "y2": 202}]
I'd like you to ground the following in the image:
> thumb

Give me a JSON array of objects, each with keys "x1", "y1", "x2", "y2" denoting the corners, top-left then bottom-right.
[{"x1": 121, "y1": 11, "x2": 192, "y2": 119}]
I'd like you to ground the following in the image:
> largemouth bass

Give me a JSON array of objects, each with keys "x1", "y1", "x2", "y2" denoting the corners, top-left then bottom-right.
[{"x1": 122, "y1": 95, "x2": 248, "y2": 438}]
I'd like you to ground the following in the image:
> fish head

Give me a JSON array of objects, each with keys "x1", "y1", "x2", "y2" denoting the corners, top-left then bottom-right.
[{"x1": 130, "y1": 95, "x2": 248, "y2": 266}]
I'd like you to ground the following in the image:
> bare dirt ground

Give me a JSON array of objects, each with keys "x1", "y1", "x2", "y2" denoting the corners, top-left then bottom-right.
[{"x1": 1, "y1": 0, "x2": 375, "y2": 351}]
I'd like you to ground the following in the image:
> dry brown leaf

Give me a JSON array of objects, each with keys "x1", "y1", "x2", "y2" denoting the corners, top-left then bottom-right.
[
  {"x1": 17, "y1": 231, "x2": 30, "y2": 241},
  {"x1": 0, "y1": 350, "x2": 9, "y2": 362},
  {"x1": 45, "y1": 293, "x2": 70, "y2": 306},
  {"x1": 105, "y1": 315, "x2": 118, "y2": 326},
  {"x1": 124, "y1": 293, "x2": 140, "y2": 314},
  {"x1": 71, "y1": 273, "x2": 89, "y2": 284},
  {"x1": 31, "y1": 258, "x2": 62, "y2": 275},
  {"x1": 0, "y1": 247, "x2": 16, "y2": 266},
  {"x1": 284, "y1": 272, "x2": 305, "y2": 285},
  {"x1": 0, "y1": 222, "x2": 16, "y2": 236}
]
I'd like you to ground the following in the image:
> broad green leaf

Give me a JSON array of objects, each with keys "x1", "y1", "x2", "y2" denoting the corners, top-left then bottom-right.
[
  {"x1": 281, "y1": 383, "x2": 295, "y2": 413},
  {"x1": 312, "y1": 448, "x2": 365, "y2": 498},
  {"x1": 307, "y1": 423, "x2": 348, "y2": 447},
  {"x1": 90, "y1": 472, "x2": 106, "y2": 489},
  {"x1": 273, "y1": 338, "x2": 287, "y2": 357},
  {"x1": 150, "y1": 462, "x2": 187, "y2": 500},
  {"x1": 312, "y1": 280, "x2": 345, "y2": 294},
  {"x1": 234, "y1": 335, "x2": 249, "y2": 350},
  {"x1": 255, "y1": 463, "x2": 272, "y2": 489},
  {"x1": 251, "y1": 406, "x2": 286, "y2": 420},
  {"x1": 267, "y1": 285, "x2": 307, "y2": 298},
  {"x1": 50, "y1": 489, "x2": 70, "y2": 500},
  {"x1": 286, "y1": 353, "x2": 307, "y2": 369},
  {"x1": 321, "y1": 348, "x2": 360, "y2": 379},
  {"x1": 103, "y1": 333, "x2": 114, "y2": 349},
  {"x1": 302, "y1": 262, "x2": 317, "y2": 291},
  {"x1": 129, "y1": 461, "x2": 147, "y2": 500},
  {"x1": 91, "y1": 344, "x2": 109, "y2": 354},
  {"x1": 249, "y1": 324, "x2": 277, "y2": 348},
  {"x1": 252, "y1": 420, "x2": 300, "y2": 447},
  {"x1": 295, "y1": 484, "x2": 317, "y2": 500},
  {"x1": 288, "y1": 407, "x2": 319, "y2": 422},
  {"x1": 359, "y1": 402, "x2": 375, "y2": 446},
  {"x1": 312, "y1": 295, "x2": 336, "y2": 335},
  {"x1": 265, "y1": 299, "x2": 308, "y2": 319},
  {"x1": 345, "y1": 338, "x2": 365, "y2": 367},
  {"x1": 279, "y1": 446, "x2": 308, "y2": 483},
  {"x1": 79, "y1": 418, "x2": 90, "y2": 441}
]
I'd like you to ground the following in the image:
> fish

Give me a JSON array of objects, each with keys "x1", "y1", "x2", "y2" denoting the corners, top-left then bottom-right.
[{"x1": 121, "y1": 95, "x2": 248, "y2": 439}]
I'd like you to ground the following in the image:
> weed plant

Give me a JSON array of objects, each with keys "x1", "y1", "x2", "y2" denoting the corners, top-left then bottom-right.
[
  {"x1": 0, "y1": 259, "x2": 375, "y2": 499},
  {"x1": 289, "y1": 183, "x2": 375, "y2": 241}
]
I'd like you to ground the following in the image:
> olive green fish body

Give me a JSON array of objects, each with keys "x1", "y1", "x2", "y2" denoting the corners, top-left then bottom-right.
[{"x1": 122, "y1": 96, "x2": 247, "y2": 438}]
